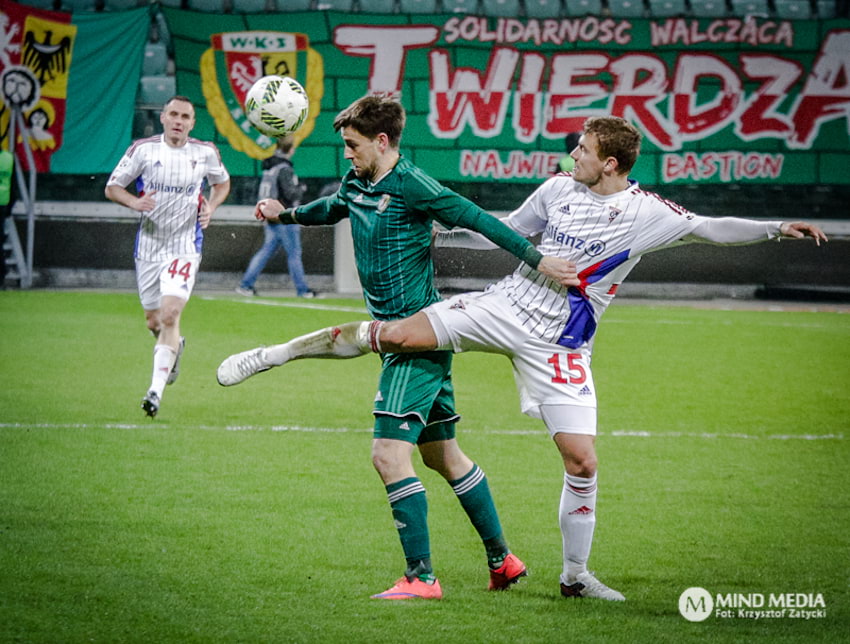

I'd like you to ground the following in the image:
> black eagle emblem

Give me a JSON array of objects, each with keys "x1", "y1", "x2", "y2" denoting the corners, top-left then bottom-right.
[{"x1": 21, "y1": 31, "x2": 72, "y2": 84}]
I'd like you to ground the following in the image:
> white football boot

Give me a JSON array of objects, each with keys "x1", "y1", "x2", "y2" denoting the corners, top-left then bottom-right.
[
  {"x1": 216, "y1": 347, "x2": 272, "y2": 386},
  {"x1": 560, "y1": 571, "x2": 625, "y2": 601}
]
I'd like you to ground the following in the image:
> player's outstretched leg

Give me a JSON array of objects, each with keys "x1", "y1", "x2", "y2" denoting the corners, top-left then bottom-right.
[{"x1": 216, "y1": 321, "x2": 376, "y2": 386}]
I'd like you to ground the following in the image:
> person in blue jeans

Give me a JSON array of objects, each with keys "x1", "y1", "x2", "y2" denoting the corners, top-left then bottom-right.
[{"x1": 236, "y1": 136, "x2": 318, "y2": 298}]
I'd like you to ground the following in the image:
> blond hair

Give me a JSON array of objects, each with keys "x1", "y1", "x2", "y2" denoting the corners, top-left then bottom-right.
[{"x1": 583, "y1": 117, "x2": 642, "y2": 174}]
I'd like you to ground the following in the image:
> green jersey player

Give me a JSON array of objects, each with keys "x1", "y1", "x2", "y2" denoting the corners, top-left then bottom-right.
[
  {"x1": 218, "y1": 95, "x2": 579, "y2": 600},
  {"x1": 296, "y1": 153, "x2": 541, "y2": 321}
]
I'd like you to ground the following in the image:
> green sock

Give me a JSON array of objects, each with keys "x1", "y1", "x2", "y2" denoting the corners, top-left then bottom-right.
[
  {"x1": 450, "y1": 464, "x2": 509, "y2": 568},
  {"x1": 386, "y1": 478, "x2": 432, "y2": 579}
]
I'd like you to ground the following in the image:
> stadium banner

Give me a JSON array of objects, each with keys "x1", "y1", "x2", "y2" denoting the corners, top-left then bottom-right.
[
  {"x1": 0, "y1": 0, "x2": 148, "y2": 174},
  {"x1": 181, "y1": 11, "x2": 850, "y2": 184}
]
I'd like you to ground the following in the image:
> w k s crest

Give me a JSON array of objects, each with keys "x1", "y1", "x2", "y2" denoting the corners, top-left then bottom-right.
[{"x1": 200, "y1": 31, "x2": 323, "y2": 160}]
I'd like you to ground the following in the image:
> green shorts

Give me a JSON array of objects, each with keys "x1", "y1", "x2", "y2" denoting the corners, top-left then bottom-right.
[{"x1": 373, "y1": 351, "x2": 460, "y2": 445}]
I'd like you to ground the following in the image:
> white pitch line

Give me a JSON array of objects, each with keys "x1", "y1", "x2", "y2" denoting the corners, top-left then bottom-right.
[
  {"x1": 199, "y1": 295, "x2": 368, "y2": 315},
  {"x1": 0, "y1": 422, "x2": 843, "y2": 441}
]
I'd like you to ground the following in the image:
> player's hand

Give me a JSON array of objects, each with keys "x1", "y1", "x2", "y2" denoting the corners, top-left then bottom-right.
[
  {"x1": 538, "y1": 256, "x2": 580, "y2": 288},
  {"x1": 254, "y1": 198, "x2": 285, "y2": 222},
  {"x1": 197, "y1": 196, "x2": 212, "y2": 230},
  {"x1": 780, "y1": 222, "x2": 828, "y2": 246},
  {"x1": 134, "y1": 190, "x2": 157, "y2": 213}
]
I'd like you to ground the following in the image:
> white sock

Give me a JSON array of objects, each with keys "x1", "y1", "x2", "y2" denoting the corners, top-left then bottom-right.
[
  {"x1": 559, "y1": 472, "x2": 597, "y2": 584},
  {"x1": 264, "y1": 322, "x2": 375, "y2": 366},
  {"x1": 150, "y1": 344, "x2": 176, "y2": 397}
]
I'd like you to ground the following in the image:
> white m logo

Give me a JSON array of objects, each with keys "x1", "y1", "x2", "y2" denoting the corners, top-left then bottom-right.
[{"x1": 679, "y1": 587, "x2": 714, "y2": 622}]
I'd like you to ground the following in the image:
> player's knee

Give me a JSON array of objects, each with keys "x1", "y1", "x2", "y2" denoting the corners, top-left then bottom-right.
[
  {"x1": 419, "y1": 449, "x2": 443, "y2": 473},
  {"x1": 420, "y1": 453, "x2": 458, "y2": 480},
  {"x1": 371, "y1": 444, "x2": 394, "y2": 477},
  {"x1": 553, "y1": 428, "x2": 598, "y2": 477},
  {"x1": 420, "y1": 441, "x2": 471, "y2": 480},
  {"x1": 380, "y1": 318, "x2": 433, "y2": 353},
  {"x1": 158, "y1": 305, "x2": 182, "y2": 328},
  {"x1": 566, "y1": 453, "x2": 597, "y2": 478},
  {"x1": 378, "y1": 321, "x2": 407, "y2": 351}
]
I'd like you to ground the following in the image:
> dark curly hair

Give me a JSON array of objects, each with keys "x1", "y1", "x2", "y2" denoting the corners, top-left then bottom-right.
[{"x1": 333, "y1": 95, "x2": 406, "y2": 147}]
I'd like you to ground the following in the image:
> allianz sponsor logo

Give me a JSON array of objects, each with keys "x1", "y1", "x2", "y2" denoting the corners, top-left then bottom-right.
[
  {"x1": 679, "y1": 587, "x2": 827, "y2": 622},
  {"x1": 545, "y1": 223, "x2": 606, "y2": 257},
  {"x1": 147, "y1": 181, "x2": 197, "y2": 196}
]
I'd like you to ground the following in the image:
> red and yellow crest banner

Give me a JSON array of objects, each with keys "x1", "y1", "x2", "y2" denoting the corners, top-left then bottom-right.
[{"x1": 0, "y1": 0, "x2": 76, "y2": 172}]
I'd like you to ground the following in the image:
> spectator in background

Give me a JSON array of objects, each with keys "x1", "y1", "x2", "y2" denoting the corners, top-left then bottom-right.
[
  {"x1": 236, "y1": 136, "x2": 318, "y2": 298},
  {"x1": 558, "y1": 132, "x2": 581, "y2": 173}
]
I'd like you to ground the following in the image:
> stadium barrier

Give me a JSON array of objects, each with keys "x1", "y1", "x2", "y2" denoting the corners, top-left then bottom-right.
[{"x1": 8, "y1": 201, "x2": 850, "y2": 301}]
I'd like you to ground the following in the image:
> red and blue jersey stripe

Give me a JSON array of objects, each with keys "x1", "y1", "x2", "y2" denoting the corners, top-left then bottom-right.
[{"x1": 557, "y1": 249, "x2": 631, "y2": 349}]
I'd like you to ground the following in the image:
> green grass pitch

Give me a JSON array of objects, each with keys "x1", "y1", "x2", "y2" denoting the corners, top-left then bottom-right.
[{"x1": 1, "y1": 290, "x2": 848, "y2": 643}]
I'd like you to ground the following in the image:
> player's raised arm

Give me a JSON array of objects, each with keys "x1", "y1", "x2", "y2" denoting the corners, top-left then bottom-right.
[{"x1": 686, "y1": 216, "x2": 829, "y2": 247}]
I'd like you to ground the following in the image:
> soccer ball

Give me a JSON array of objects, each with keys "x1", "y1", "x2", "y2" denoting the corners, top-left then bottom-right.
[{"x1": 244, "y1": 75, "x2": 309, "y2": 138}]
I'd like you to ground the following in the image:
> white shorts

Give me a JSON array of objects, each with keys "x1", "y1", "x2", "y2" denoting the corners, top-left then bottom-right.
[
  {"x1": 135, "y1": 254, "x2": 200, "y2": 311},
  {"x1": 424, "y1": 289, "x2": 597, "y2": 435}
]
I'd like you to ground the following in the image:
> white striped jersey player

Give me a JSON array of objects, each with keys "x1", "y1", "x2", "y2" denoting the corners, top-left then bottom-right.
[
  {"x1": 413, "y1": 119, "x2": 823, "y2": 600},
  {"x1": 429, "y1": 172, "x2": 783, "y2": 419},
  {"x1": 107, "y1": 134, "x2": 230, "y2": 262},
  {"x1": 437, "y1": 173, "x2": 783, "y2": 354}
]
